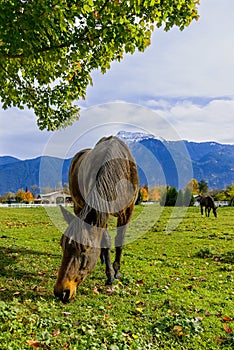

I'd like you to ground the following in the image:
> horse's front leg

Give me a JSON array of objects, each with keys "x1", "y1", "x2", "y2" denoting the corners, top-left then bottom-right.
[
  {"x1": 113, "y1": 207, "x2": 133, "y2": 280},
  {"x1": 113, "y1": 226, "x2": 126, "y2": 279},
  {"x1": 200, "y1": 205, "x2": 204, "y2": 216},
  {"x1": 101, "y1": 229, "x2": 114, "y2": 285}
]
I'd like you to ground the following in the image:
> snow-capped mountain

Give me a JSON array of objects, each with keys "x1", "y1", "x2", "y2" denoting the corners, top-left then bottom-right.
[
  {"x1": 116, "y1": 130, "x2": 156, "y2": 143},
  {"x1": 0, "y1": 131, "x2": 233, "y2": 194}
]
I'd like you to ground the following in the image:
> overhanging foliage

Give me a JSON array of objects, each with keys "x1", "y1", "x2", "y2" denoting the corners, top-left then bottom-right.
[{"x1": 0, "y1": 0, "x2": 199, "y2": 130}]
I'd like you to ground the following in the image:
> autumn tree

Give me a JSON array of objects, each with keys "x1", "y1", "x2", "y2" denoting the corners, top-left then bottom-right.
[
  {"x1": 15, "y1": 189, "x2": 34, "y2": 203},
  {"x1": 24, "y1": 190, "x2": 34, "y2": 203},
  {"x1": 140, "y1": 185, "x2": 149, "y2": 202},
  {"x1": 184, "y1": 178, "x2": 199, "y2": 195},
  {"x1": 148, "y1": 186, "x2": 164, "y2": 201},
  {"x1": 15, "y1": 189, "x2": 25, "y2": 203},
  {"x1": 0, "y1": 0, "x2": 199, "y2": 130}
]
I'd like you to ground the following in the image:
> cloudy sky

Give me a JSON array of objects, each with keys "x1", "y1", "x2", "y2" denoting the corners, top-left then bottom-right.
[{"x1": 1, "y1": 0, "x2": 234, "y2": 159}]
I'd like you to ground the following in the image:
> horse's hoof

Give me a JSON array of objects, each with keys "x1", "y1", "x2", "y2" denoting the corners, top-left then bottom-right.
[
  {"x1": 105, "y1": 278, "x2": 113, "y2": 286},
  {"x1": 114, "y1": 272, "x2": 120, "y2": 280}
]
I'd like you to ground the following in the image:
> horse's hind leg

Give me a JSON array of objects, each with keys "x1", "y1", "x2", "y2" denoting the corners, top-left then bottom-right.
[
  {"x1": 207, "y1": 207, "x2": 211, "y2": 217},
  {"x1": 113, "y1": 206, "x2": 133, "y2": 279},
  {"x1": 101, "y1": 229, "x2": 114, "y2": 285}
]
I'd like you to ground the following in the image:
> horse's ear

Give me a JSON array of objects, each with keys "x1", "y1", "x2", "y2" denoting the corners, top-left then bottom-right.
[{"x1": 60, "y1": 205, "x2": 75, "y2": 224}]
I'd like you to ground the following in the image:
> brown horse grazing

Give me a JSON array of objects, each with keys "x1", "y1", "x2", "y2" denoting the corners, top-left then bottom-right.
[
  {"x1": 196, "y1": 195, "x2": 217, "y2": 217},
  {"x1": 54, "y1": 136, "x2": 139, "y2": 303}
]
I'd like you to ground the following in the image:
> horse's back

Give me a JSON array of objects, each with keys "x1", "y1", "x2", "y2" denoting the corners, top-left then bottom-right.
[{"x1": 69, "y1": 136, "x2": 139, "y2": 215}]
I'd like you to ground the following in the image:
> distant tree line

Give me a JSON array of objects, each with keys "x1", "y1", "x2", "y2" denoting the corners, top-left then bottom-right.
[
  {"x1": 0, "y1": 188, "x2": 34, "y2": 204},
  {"x1": 137, "y1": 184, "x2": 194, "y2": 207},
  {"x1": 160, "y1": 187, "x2": 194, "y2": 207},
  {"x1": 0, "y1": 179, "x2": 233, "y2": 206},
  {"x1": 137, "y1": 179, "x2": 234, "y2": 207},
  {"x1": 0, "y1": 183, "x2": 70, "y2": 204}
]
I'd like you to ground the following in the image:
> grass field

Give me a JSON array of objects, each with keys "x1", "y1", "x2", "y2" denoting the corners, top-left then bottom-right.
[{"x1": 0, "y1": 205, "x2": 233, "y2": 349}]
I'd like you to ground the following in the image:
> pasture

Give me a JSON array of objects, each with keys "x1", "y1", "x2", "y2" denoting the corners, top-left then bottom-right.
[{"x1": 0, "y1": 205, "x2": 233, "y2": 349}]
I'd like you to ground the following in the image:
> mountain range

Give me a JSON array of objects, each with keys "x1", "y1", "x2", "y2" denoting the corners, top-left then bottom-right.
[{"x1": 0, "y1": 131, "x2": 233, "y2": 195}]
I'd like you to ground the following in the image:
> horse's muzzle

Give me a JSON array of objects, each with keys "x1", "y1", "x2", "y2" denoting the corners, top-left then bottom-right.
[{"x1": 54, "y1": 288, "x2": 71, "y2": 303}]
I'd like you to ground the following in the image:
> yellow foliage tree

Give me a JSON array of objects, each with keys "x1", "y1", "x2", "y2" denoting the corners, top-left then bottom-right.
[
  {"x1": 15, "y1": 189, "x2": 34, "y2": 203},
  {"x1": 140, "y1": 186, "x2": 149, "y2": 202},
  {"x1": 24, "y1": 190, "x2": 34, "y2": 203},
  {"x1": 184, "y1": 178, "x2": 199, "y2": 195},
  {"x1": 148, "y1": 186, "x2": 165, "y2": 201}
]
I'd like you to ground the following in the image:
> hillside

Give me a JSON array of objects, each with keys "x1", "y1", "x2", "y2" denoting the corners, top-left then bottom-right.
[
  {"x1": 0, "y1": 132, "x2": 233, "y2": 195},
  {"x1": 0, "y1": 156, "x2": 70, "y2": 196},
  {"x1": 0, "y1": 156, "x2": 20, "y2": 166}
]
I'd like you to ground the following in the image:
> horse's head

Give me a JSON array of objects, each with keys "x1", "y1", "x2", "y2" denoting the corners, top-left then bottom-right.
[
  {"x1": 54, "y1": 206, "x2": 101, "y2": 303},
  {"x1": 54, "y1": 234, "x2": 100, "y2": 302},
  {"x1": 196, "y1": 195, "x2": 203, "y2": 203}
]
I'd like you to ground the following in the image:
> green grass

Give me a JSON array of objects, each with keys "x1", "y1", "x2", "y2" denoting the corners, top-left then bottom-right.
[{"x1": 0, "y1": 205, "x2": 234, "y2": 349}]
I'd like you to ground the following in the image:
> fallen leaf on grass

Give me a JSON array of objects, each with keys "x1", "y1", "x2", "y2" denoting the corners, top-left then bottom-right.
[
  {"x1": 31, "y1": 285, "x2": 38, "y2": 291},
  {"x1": 223, "y1": 325, "x2": 233, "y2": 334},
  {"x1": 27, "y1": 341, "x2": 49, "y2": 349},
  {"x1": 205, "y1": 310, "x2": 211, "y2": 316},
  {"x1": 135, "y1": 307, "x2": 143, "y2": 313},
  {"x1": 222, "y1": 316, "x2": 233, "y2": 322},
  {"x1": 62, "y1": 311, "x2": 71, "y2": 316},
  {"x1": 217, "y1": 336, "x2": 226, "y2": 345},
  {"x1": 106, "y1": 288, "x2": 115, "y2": 294},
  {"x1": 137, "y1": 279, "x2": 146, "y2": 285},
  {"x1": 194, "y1": 317, "x2": 203, "y2": 322},
  {"x1": 51, "y1": 329, "x2": 60, "y2": 337},
  {"x1": 93, "y1": 286, "x2": 99, "y2": 295},
  {"x1": 27, "y1": 340, "x2": 40, "y2": 349},
  {"x1": 173, "y1": 325, "x2": 184, "y2": 337},
  {"x1": 132, "y1": 334, "x2": 139, "y2": 339}
]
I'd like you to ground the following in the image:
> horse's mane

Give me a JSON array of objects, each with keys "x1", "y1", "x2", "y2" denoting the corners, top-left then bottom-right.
[{"x1": 79, "y1": 136, "x2": 137, "y2": 223}]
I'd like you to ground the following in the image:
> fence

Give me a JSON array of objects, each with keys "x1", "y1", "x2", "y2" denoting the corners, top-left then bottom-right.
[{"x1": 0, "y1": 203, "x2": 70, "y2": 208}]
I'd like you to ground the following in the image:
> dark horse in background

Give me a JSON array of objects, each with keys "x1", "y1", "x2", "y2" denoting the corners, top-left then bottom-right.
[
  {"x1": 196, "y1": 195, "x2": 217, "y2": 218},
  {"x1": 54, "y1": 136, "x2": 139, "y2": 303}
]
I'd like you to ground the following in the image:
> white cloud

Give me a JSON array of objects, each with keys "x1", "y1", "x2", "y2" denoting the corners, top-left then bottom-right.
[
  {"x1": 0, "y1": 107, "x2": 51, "y2": 159},
  {"x1": 150, "y1": 98, "x2": 234, "y2": 144},
  {"x1": 86, "y1": 0, "x2": 234, "y2": 100},
  {"x1": 41, "y1": 99, "x2": 234, "y2": 160}
]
